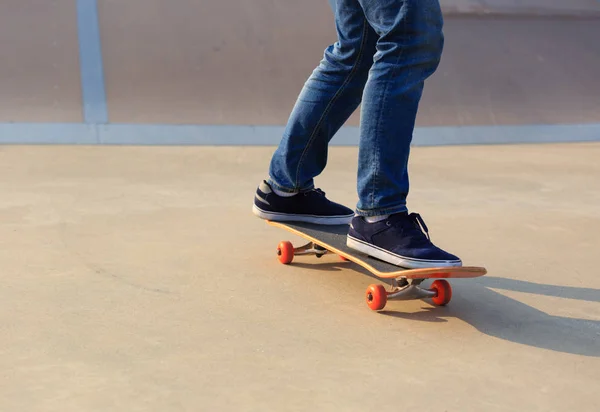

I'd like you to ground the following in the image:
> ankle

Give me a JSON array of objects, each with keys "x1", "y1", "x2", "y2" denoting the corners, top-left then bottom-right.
[
  {"x1": 272, "y1": 187, "x2": 298, "y2": 197},
  {"x1": 364, "y1": 215, "x2": 389, "y2": 223}
]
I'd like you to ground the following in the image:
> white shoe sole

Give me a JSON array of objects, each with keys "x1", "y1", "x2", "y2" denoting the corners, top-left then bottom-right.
[
  {"x1": 346, "y1": 235, "x2": 462, "y2": 269},
  {"x1": 253, "y1": 204, "x2": 353, "y2": 225}
]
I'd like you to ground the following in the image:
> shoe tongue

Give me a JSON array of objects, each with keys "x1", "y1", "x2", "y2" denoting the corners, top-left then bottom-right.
[
  {"x1": 390, "y1": 213, "x2": 424, "y2": 234},
  {"x1": 388, "y1": 212, "x2": 410, "y2": 224}
]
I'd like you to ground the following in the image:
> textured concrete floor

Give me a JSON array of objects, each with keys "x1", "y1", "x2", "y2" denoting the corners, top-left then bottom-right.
[{"x1": 1, "y1": 143, "x2": 599, "y2": 411}]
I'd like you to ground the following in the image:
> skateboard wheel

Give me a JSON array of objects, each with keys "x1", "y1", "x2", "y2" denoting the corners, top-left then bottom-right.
[
  {"x1": 277, "y1": 241, "x2": 294, "y2": 265},
  {"x1": 365, "y1": 284, "x2": 387, "y2": 311},
  {"x1": 430, "y1": 280, "x2": 452, "y2": 306},
  {"x1": 340, "y1": 256, "x2": 349, "y2": 261}
]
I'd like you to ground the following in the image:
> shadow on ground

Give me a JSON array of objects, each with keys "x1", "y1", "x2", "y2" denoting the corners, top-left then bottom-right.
[{"x1": 286, "y1": 260, "x2": 600, "y2": 357}]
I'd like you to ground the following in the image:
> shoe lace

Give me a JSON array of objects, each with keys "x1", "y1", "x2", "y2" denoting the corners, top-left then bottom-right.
[
  {"x1": 304, "y1": 188, "x2": 325, "y2": 196},
  {"x1": 390, "y1": 212, "x2": 431, "y2": 241}
]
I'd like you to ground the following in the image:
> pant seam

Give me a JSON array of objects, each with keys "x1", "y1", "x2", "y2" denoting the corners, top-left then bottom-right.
[
  {"x1": 294, "y1": 18, "x2": 370, "y2": 189},
  {"x1": 355, "y1": 204, "x2": 408, "y2": 217},
  {"x1": 369, "y1": 10, "x2": 409, "y2": 210},
  {"x1": 268, "y1": 177, "x2": 313, "y2": 194}
]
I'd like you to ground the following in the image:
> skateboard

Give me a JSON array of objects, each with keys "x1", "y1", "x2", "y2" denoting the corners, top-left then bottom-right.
[{"x1": 267, "y1": 220, "x2": 487, "y2": 311}]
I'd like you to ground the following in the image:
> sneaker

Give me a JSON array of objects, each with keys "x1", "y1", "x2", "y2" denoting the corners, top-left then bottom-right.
[
  {"x1": 252, "y1": 180, "x2": 354, "y2": 225},
  {"x1": 346, "y1": 212, "x2": 462, "y2": 268}
]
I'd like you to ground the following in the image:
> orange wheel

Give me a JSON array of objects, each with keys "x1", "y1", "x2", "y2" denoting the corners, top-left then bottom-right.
[
  {"x1": 340, "y1": 256, "x2": 349, "y2": 261},
  {"x1": 430, "y1": 280, "x2": 452, "y2": 306},
  {"x1": 365, "y1": 284, "x2": 387, "y2": 311},
  {"x1": 277, "y1": 241, "x2": 294, "y2": 264}
]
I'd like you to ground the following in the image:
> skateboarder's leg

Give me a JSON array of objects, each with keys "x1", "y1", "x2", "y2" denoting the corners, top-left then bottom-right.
[
  {"x1": 355, "y1": 0, "x2": 444, "y2": 216},
  {"x1": 346, "y1": 0, "x2": 461, "y2": 268},
  {"x1": 267, "y1": 0, "x2": 377, "y2": 194},
  {"x1": 253, "y1": 0, "x2": 376, "y2": 224}
]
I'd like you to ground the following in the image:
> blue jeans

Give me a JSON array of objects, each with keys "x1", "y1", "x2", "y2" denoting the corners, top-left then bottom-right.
[{"x1": 268, "y1": 0, "x2": 444, "y2": 216}]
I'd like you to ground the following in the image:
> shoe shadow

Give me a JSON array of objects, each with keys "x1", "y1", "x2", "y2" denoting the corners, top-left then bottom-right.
[{"x1": 290, "y1": 259, "x2": 600, "y2": 357}]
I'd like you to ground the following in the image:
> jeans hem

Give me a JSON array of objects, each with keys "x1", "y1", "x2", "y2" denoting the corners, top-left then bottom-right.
[
  {"x1": 355, "y1": 204, "x2": 408, "y2": 217},
  {"x1": 267, "y1": 177, "x2": 314, "y2": 194}
]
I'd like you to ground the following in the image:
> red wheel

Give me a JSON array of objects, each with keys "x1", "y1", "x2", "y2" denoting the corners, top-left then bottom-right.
[
  {"x1": 365, "y1": 284, "x2": 387, "y2": 311},
  {"x1": 277, "y1": 241, "x2": 294, "y2": 264},
  {"x1": 430, "y1": 280, "x2": 452, "y2": 306},
  {"x1": 340, "y1": 255, "x2": 349, "y2": 261}
]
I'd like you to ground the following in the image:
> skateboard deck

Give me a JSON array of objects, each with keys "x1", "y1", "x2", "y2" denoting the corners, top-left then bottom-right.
[{"x1": 267, "y1": 220, "x2": 487, "y2": 311}]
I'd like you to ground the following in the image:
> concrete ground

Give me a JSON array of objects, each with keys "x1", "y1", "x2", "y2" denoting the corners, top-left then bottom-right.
[
  {"x1": 1, "y1": 143, "x2": 599, "y2": 411},
  {"x1": 1, "y1": 1, "x2": 599, "y2": 410}
]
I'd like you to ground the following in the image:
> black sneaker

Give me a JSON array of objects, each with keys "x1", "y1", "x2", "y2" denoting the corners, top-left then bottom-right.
[
  {"x1": 252, "y1": 180, "x2": 354, "y2": 225},
  {"x1": 346, "y1": 212, "x2": 462, "y2": 268}
]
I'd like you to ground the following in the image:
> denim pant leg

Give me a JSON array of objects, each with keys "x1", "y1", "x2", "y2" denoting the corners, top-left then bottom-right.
[
  {"x1": 268, "y1": 0, "x2": 377, "y2": 194},
  {"x1": 355, "y1": 0, "x2": 444, "y2": 216}
]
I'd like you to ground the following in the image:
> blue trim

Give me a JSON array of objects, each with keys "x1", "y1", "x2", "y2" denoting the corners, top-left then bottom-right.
[
  {"x1": 0, "y1": 123, "x2": 98, "y2": 144},
  {"x1": 1, "y1": 123, "x2": 599, "y2": 146},
  {"x1": 76, "y1": 0, "x2": 108, "y2": 124}
]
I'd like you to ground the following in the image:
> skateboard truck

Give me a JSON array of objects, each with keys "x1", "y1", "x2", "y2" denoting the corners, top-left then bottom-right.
[
  {"x1": 285, "y1": 241, "x2": 328, "y2": 258},
  {"x1": 387, "y1": 278, "x2": 437, "y2": 301},
  {"x1": 365, "y1": 277, "x2": 451, "y2": 311}
]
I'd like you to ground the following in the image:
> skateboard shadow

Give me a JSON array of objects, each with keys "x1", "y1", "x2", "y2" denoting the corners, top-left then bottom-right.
[
  {"x1": 444, "y1": 277, "x2": 600, "y2": 357},
  {"x1": 392, "y1": 277, "x2": 600, "y2": 357},
  {"x1": 289, "y1": 262, "x2": 347, "y2": 272},
  {"x1": 379, "y1": 307, "x2": 450, "y2": 323},
  {"x1": 290, "y1": 259, "x2": 600, "y2": 357},
  {"x1": 476, "y1": 276, "x2": 600, "y2": 303}
]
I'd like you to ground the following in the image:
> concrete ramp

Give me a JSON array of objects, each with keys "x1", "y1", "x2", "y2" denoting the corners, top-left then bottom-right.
[
  {"x1": 0, "y1": 0, "x2": 599, "y2": 142},
  {"x1": 98, "y1": 1, "x2": 600, "y2": 127}
]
